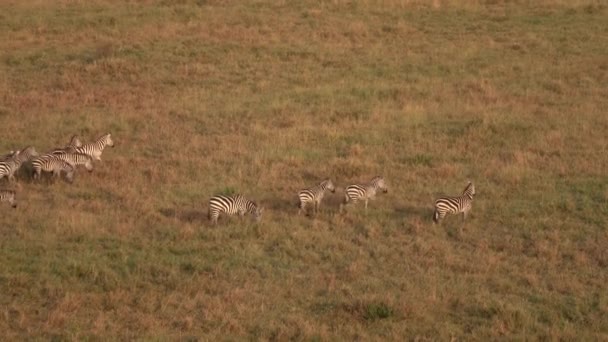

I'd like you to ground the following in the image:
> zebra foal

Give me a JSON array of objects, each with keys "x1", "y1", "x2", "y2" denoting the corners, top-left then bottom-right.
[
  {"x1": 208, "y1": 194, "x2": 263, "y2": 225},
  {"x1": 31, "y1": 156, "x2": 75, "y2": 183},
  {"x1": 298, "y1": 179, "x2": 335, "y2": 216},
  {"x1": 50, "y1": 152, "x2": 94, "y2": 172},
  {"x1": 433, "y1": 181, "x2": 476, "y2": 224}
]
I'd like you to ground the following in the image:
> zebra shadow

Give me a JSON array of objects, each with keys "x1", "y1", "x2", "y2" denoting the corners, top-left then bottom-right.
[
  {"x1": 392, "y1": 205, "x2": 432, "y2": 220},
  {"x1": 159, "y1": 207, "x2": 208, "y2": 224}
]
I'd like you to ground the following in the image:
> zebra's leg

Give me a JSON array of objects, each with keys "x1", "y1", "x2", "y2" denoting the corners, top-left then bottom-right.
[
  {"x1": 313, "y1": 200, "x2": 319, "y2": 215},
  {"x1": 52, "y1": 169, "x2": 61, "y2": 182},
  {"x1": 433, "y1": 209, "x2": 440, "y2": 224},
  {"x1": 298, "y1": 201, "x2": 305, "y2": 216},
  {"x1": 462, "y1": 208, "x2": 471, "y2": 222},
  {"x1": 339, "y1": 196, "x2": 347, "y2": 214},
  {"x1": 364, "y1": 199, "x2": 368, "y2": 212},
  {"x1": 210, "y1": 212, "x2": 218, "y2": 225}
]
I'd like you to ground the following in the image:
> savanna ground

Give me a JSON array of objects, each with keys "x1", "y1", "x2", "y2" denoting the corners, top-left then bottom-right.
[{"x1": 1, "y1": 0, "x2": 607, "y2": 340}]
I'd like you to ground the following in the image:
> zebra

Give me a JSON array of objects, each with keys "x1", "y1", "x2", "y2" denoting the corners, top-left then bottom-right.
[
  {"x1": 0, "y1": 151, "x2": 20, "y2": 182},
  {"x1": 340, "y1": 176, "x2": 388, "y2": 213},
  {"x1": 49, "y1": 135, "x2": 84, "y2": 154},
  {"x1": 208, "y1": 194, "x2": 263, "y2": 225},
  {"x1": 67, "y1": 135, "x2": 83, "y2": 149},
  {"x1": 74, "y1": 133, "x2": 114, "y2": 161},
  {"x1": 31, "y1": 156, "x2": 75, "y2": 183},
  {"x1": 0, "y1": 189, "x2": 17, "y2": 208},
  {"x1": 433, "y1": 181, "x2": 476, "y2": 224},
  {"x1": 0, "y1": 146, "x2": 39, "y2": 182},
  {"x1": 50, "y1": 153, "x2": 93, "y2": 172},
  {"x1": 297, "y1": 179, "x2": 335, "y2": 215}
]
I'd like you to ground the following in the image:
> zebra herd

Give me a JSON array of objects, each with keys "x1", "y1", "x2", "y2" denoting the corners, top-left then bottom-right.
[
  {"x1": 208, "y1": 176, "x2": 475, "y2": 225},
  {"x1": 0, "y1": 133, "x2": 114, "y2": 208},
  {"x1": 1, "y1": 132, "x2": 474, "y2": 224}
]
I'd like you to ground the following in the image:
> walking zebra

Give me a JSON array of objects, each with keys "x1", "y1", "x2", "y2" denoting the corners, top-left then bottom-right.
[
  {"x1": 298, "y1": 179, "x2": 335, "y2": 215},
  {"x1": 0, "y1": 146, "x2": 39, "y2": 182},
  {"x1": 0, "y1": 151, "x2": 20, "y2": 182},
  {"x1": 208, "y1": 194, "x2": 263, "y2": 225},
  {"x1": 433, "y1": 181, "x2": 476, "y2": 224},
  {"x1": 31, "y1": 156, "x2": 75, "y2": 183},
  {"x1": 340, "y1": 176, "x2": 388, "y2": 213},
  {"x1": 50, "y1": 153, "x2": 94, "y2": 172},
  {"x1": 74, "y1": 133, "x2": 114, "y2": 161},
  {"x1": 0, "y1": 189, "x2": 17, "y2": 208}
]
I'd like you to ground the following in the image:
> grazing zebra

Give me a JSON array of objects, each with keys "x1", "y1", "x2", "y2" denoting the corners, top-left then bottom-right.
[
  {"x1": 340, "y1": 176, "x2": 388, "y2": 213},
  {"x1": 0, "y1": 190, "x2": 17, "y2": 208},
  {"x1": 50, "y1": 153, "x2": 93, "y2": 172},
  {"x1": 31, "y1": 156, "x2": 75, "y2": 183},
  {"x1": 433, "y1": 181, "x2": 476, "y2": 224},
  {"x1": 297, "y1": 179, "x2": 335, "y2": 215},
  {"x1": 208, "y1": 194, "x2": 263, "y2": 225},
  {"x1": 74, "y1": 133, "x2": 114, "y2": 161}
]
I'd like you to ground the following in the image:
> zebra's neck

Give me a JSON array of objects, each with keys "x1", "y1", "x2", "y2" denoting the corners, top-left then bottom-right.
[{"x1": 88, "y1": 135, "x2": 109, "y2": 149}]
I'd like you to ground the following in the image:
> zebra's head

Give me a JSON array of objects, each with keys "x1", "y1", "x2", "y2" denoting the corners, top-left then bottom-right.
[
  {"x1": 463, "y1": 181, "x2": 475, "y2": 199},
  {"x1": 322, "y1": 179, "x2": 336, "y2": 193},
  {"x1": 19, "y1": 146, "x2": 38, "y2": 161},
  {"x1": 103, "y1": 133, "x2": 115, "y2": 148},
  {"x1": 68, "y1": 135, "x2": 83, "y2": 148},
  {"x1": 9, "y1": 150, "x2": 21, "y2": 163},
  {"x1": 372, "y1": 176, "x2": 388, "y2": 193}
]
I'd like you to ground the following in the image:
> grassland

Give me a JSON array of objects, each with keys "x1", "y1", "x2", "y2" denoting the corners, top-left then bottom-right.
[{"x1": 0, "y1": 0, "x2": 607, "y2": 340}]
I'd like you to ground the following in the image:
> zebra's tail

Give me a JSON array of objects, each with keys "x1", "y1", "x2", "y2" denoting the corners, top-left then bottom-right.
[{"x1": 433, "y1": 210, "x2": 439, "y2": 224}]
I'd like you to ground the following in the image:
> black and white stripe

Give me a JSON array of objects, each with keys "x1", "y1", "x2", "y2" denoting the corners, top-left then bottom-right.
[
  {"x1": 31, "y1": 156, "x2": 75, "y2": 182},
  {"x1": 50, "y1": 152, "x2": 94, "y2": 172},
  {"x1": 298, "y1": 179, "x2": 335, "y2": 215},
  {"x1": 74, "y1": 133, "x2": 114, "y2": 161},
  {"x1": 0, "y1": 151, "x2": 21, "y2": 182},
  {"x1": 208, "y1": 194, "x2": 263, "y2": 225},
  {"x1": 0, "y1": 146, "x2": 39, "y2": 182},
  {"x1": 433, "y1": 181, "x2": 476, "y2": 224},
  {"x1": 0, "y1": 189, "x2": 17, "y2": 208},
  {"x1": 341, "y1": 176, "x2": 388, "y2": 212}
]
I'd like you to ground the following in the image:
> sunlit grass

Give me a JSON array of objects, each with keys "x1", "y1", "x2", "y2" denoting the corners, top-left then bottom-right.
[{"x1": 0, "y1": 0, "x2": 606, "y2": 340}]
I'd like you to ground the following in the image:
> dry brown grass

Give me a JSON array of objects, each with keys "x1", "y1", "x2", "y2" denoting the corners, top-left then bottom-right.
[{"x1": 0, "y1": 0, "x2": 607, "y2": 340}]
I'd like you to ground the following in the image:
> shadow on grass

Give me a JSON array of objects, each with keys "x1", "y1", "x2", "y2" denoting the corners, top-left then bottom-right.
[
  {"x1": 159, "y1": 208, "x2": 208, "y2": 224},
  {"x1": 392, "y1": 205, "x2": 431, "y2": 220}
]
